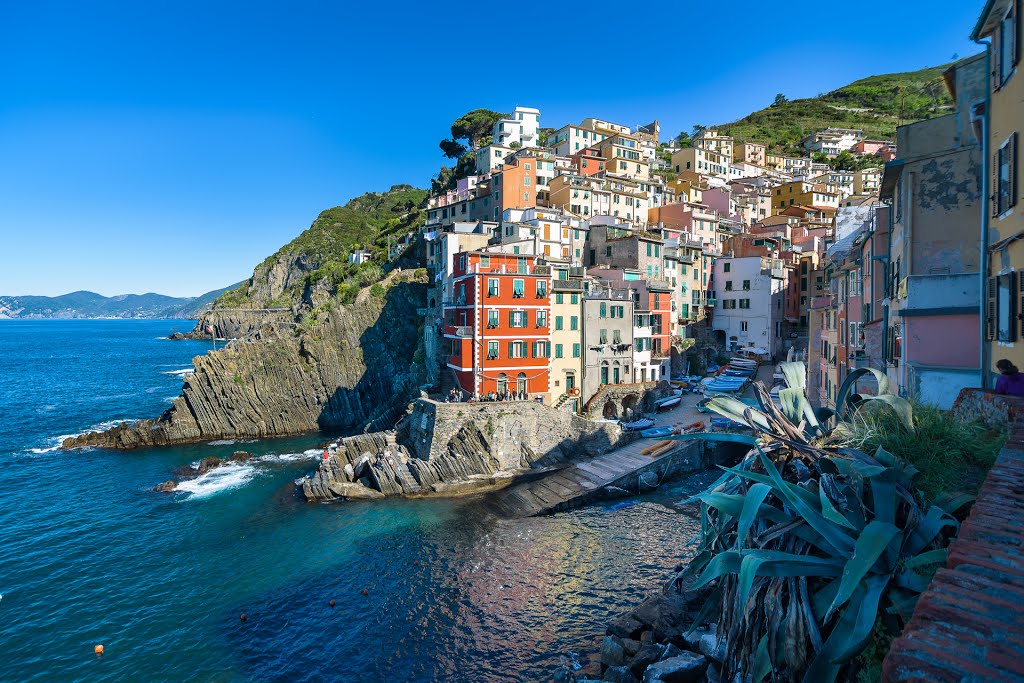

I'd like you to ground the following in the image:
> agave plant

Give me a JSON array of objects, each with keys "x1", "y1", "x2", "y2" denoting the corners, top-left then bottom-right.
[{"x1": 669, "y1": 362, "x2": 963, "y2": 682}]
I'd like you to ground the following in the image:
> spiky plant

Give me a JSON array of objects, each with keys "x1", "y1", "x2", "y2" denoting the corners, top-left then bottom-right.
[{"x1": 670, "y1": 363, "x2": 965, "y2": 682}]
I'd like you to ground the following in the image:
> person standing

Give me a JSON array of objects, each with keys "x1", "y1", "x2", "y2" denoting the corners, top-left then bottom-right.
[{"x1": 994, "y1": 359, "x2": 1024, "y2": 397}]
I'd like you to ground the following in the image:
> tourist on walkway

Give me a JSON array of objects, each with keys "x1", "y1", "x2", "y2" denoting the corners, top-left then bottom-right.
[{"x1": 995, "y1": 359, "x2": 1024, "y2": 397}]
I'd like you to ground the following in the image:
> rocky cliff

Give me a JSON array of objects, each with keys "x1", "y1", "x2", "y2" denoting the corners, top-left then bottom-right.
[
  {"x1": 64, "y1": 271, "x2": 428, "y2": 449},
  {"x1": 301, "y1": 399, "x2": 629, "y2": 501}
]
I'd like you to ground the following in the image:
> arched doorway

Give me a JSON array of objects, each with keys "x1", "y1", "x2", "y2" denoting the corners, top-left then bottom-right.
[
  {"x1": 622, "y1": 394, "x2": 639, "y2": 420},
  {"x1": 516, "y1": 372, "x2": 527, "y2": 395},
  {"x1": 497, "y1": 373, "x2": 508, "y2": 396},
  {"x1": 602, "y1": 400, "x2": 618, "y2": 420}
]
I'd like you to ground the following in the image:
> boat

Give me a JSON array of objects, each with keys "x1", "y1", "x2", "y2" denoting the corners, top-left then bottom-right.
[
  {"x1": 655, "y1": 395, "x2": 682, "y2": 410},
  {"x1": 710, "y1": 416, "x2": 747, "y2": 430},
  {"x1": 621, "y1": 417, "x2": 655, "y2": 431},
  {"x1": 640, "y1": 426, "x2": 675, "y2": 438}
]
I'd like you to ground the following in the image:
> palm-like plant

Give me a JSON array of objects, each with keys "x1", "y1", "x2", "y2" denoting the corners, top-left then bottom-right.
[{"x1": 670, "y1": 362, "x2": 963, "y2": 682}]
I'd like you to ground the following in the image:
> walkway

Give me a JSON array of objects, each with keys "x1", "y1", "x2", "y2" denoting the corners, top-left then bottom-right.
[{"x1": 485, "y1": 437, "x2": 700, "y2": 518}]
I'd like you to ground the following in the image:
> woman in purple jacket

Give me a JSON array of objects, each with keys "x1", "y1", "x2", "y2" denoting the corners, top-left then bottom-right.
[{"x1": 995, "y1": 359, "x2": 1024, "y2": 397}]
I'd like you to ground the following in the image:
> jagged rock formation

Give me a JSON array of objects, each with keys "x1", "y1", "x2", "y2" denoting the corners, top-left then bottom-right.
[
  {"x1": 63, "y1": 274, "x2": 428, "y2": 449},
  {"x1": 302, "y1": 398, "x2": 629, "y2": 501}
]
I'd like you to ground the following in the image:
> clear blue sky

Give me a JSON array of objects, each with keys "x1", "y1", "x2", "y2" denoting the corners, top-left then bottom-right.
[{"x1": 0, "y1": 0, "x2": 984, "y2": 297}]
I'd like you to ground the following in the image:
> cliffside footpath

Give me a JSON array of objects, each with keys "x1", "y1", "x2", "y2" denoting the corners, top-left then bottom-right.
[{"x1": 64, "y1": 185, "x2": 431, "y2": 449}]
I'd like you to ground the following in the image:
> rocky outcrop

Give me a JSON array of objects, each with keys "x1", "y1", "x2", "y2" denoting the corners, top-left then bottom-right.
[
  {"x1": 301, "y1": 398, "x2": 629, "y2": 501},
  {"x1": 63, "y1": 276, "x2": 428, "y2": 449}
]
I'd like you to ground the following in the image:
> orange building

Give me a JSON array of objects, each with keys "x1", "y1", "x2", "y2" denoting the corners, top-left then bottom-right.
[
  {"x1": 445, "y1": 251, "x2": 551, "y2": 398},
  {"x1": 493, "y1": 156, "x2": 538, "y2": 219},
  {"x1": 570, "y1": 148, "x2": 607, "y2": 176}
]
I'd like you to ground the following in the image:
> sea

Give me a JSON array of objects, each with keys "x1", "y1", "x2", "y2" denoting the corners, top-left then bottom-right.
[{"x1": 0, "y1": 319, "x2": 712, "y2": 682}]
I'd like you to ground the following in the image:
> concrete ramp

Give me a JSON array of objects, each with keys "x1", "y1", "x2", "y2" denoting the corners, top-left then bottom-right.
[{"x1": 485, "y1": 438, "x2": 708, "y2": 518}]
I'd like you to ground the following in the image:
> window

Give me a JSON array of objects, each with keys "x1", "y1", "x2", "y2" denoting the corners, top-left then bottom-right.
[
  {"x1": 995, "y1": 272, "x2": 1018, "y2": 342},
  {"x1": 536, "y1": 310, "x2": 547, "y2": 327},
  {"x1": 723, "y1": 300, "x2": 737, "y2": 309},
  {"x1": 554, "y1": 316, "x2": 564, "y2": 330},
  {"x1": 742, "y1": 279, "x2": 751, "y2": 290},
  {"x1": 997, "y1": 134, "x2": 1018, "y2": 216},
  {"x1": 513, "y1": 279, "x2": 525, "y2": 297},
  {"x1": 536, "y1": 280, "x2": 548, "y2": 298},
  {"x1": 741, "y1": 321, "x2": 748, "y2": 332},
  {"x1": 480, "y1": 255, "x2": 490, "y2": 268},
  {"x1": 570, "y1": 316, "x2": 578, "y2": 331},
  {"x1": 725, "y1": 280, "x2": 733, "y2": 291},
  {"x1": 570, "y1": 294, "x2": 579, "y2": 305},
  {"x1": 555, "y1": 343, "x2": 564, "y2": 358},
  {"x1": 487, "y1": 309, "x2": 499, "y2": 328},
  {"x1": 739, "y1": 299, "x2": 751, "y2": 309},
  {"x1": 996, "y1": 2, "x2": 1019, "y2": 88},
  {"x1": 508, "y1": 341, "x2": 527, "y2": 358},
  {"x1": 488, "y1": 279, "x2": 499, "y2": 297},
  {"x1": 724, "y1": 262, "x2": 731, "y2": 273},
  {"x1": 487, "y1": 340, "x2": 499, "y2": 359},
  {"x1": 605, "y1": 246, "x2": 612, "y2": 257},
  {"x1": 509, "y1": 310, "x2": 527, "y2": 328},
  {"x1": 599, "y1": 329, "x2": 608, "y2": 344},
  {"x1": 599, "y1": 302, "x2": 607, "y2": 318},
  {"x1": 532, "y1": 341, "x2": 549, "y2": 358},
  {"x1": 572, "y1": 343, "x2": 581, "y2": 358}
]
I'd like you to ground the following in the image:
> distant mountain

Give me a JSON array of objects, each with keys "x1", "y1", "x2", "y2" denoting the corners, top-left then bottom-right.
[
  {"x1": 714, "y1": 63, "x2": 959, "y2": 153},
  {"x1": 0, "y1": 284, "x2": 241, "y2": 320}
]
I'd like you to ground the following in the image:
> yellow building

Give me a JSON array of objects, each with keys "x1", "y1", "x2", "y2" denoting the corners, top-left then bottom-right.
[
  {"x1": 974, "y1": 0, "x2": 1024, "y2": 384},
  {"x1": 853, "y1": 167, "x2": 882, "y2": 194},
  {"x1": 733, "y1": 141, "x2": 767, "y2": 165},
  {"x1": 591, "y1": 134, "x2": 650, "y2": 181},
  {"x1": 771, "y1": 180, "x2": 839, "y2": 213},
  {"x1": 671, "y1": 147, "x2": 730, "y2": 178}
]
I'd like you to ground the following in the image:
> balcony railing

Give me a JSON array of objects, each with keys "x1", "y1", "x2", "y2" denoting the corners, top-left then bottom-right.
[
  {"x1": 553, "y1": 279, "x2": 585, "y2": 291},
  {"x1": 453, "y1": 326, "x2": 473, "y2": 338},
  {"x1": 442, "y1": 297, "x2": 467, "y2": 307}
]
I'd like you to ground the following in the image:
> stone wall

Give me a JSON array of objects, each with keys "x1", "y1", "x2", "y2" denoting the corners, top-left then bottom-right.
[
  {"x1": 950, "y1": 387, "x2": 1024, "y2": 429},
  {"x1": 583, "y1": 381, "x2": 672, "y2": 420}
]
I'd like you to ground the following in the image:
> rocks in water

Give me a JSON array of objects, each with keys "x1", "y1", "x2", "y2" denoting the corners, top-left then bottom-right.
[
  {"x1": 629, "y1": 644, "x2": 663, "y2": 677},
  {"x1": 697, "y1": 631, "x2": 726, "y2": 664},
  {"x1": 195, "y1": 456, "x2": 224, "y2": 475},
  {"x1": 602, "y1": 636, "x2": 626, "y2": 668},
  {"x1": 154, "y1": 480, "x2": 177, "y2": 492},
  {"x1": 604, "y1": 665, "x2": 640, "y2": 683},
  {"x1": 168, "y1": 332, "x2": 187, "y2": 340},
  {"x1": 228, "y1": 451, "x2": 252, "y2": 463},
  {"x1": 641, "y1": 652, "x2": 707, "y2": 683}
]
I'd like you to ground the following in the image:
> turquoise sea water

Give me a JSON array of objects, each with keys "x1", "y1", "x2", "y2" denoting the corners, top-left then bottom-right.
[{"x1": 0, "y1": 319, "x2": 710, "y2": 682}]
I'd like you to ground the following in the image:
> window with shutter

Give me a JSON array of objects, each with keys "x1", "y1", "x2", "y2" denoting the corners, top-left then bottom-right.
[
  {"x1": 997, "y1": 272, "x2": 1018, "y2": 342},
  {"x1": 987, "y1": 276, "x2": 998, "y2": 340}
]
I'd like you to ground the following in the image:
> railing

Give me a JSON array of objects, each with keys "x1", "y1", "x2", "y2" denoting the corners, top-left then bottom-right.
[
  {"x1": 453, "y1": 326, "x2": 473, "y2": 338},
  {"x1": 553, "y1": 279, "x2": 585, "y2": 291},
  {"x1": 442, "y1": 297, "x2": 467, "y2": 307}
]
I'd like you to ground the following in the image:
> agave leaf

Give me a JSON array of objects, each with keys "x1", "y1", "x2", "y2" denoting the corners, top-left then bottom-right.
[
  {"x1": 803, "y1": 575, "x2": 889, "y2": 682},
  {"x1": 752, "y1": 634, "x2": 772, "y2": 683},
  {"x1": 904, "y1": 505, "x2": 957, "y2": 556},
  {"x1": 835, "y1": 367, "x2": 892, "y2": 418},
  {"x1": 869, "y1": 476, "x2": 896, "y2": 525},
  {"x1": 894, "y1": 567, "x2": 931, "y2": 592},
  {"x1": 691, "y1": 550, "x2": 742, "y2": 590},
  {"x1": 933, "y1": 491, "x2": 976, "y2": 515},
  {"x1": 737, "y1": 550, "x2": 845, "y2": 608},
  {"x1": 737, "y1": 483, "x2": 772, "y2": 549},
  {"x1": 779, "y1": 387, "x2": 807, "y2": 425},
  {"x1": 706, "y1": 395, "x2": 774, "y2": 432},
  {"x1": 759, "y1": 451, "x2": 856, "y2": 557},
  {"x1": 860, "y1": 394, "x2": 916, "y2": 432},
  {"x1": 819, "y1": 479, "x2": 857, "y2": 530},
  {"x1": 780, "y1": 361, "x2": 807, "y2": 392},
  {"x1": 886, "y1": 587, "x2": 921, "y2": 621},
  {"x1": 825, "y1": 521, "x2": 900, "y2": 620},
  {"x1": 904, "y1": 547, "x2": 947, "y2": 569}
]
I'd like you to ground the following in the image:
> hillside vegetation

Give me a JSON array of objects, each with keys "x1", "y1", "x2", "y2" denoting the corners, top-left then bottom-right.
[
  {"x1": 715, "y1": 63, "x2": 959, "y2": 152},
  {"x1": 215, "y1": 184, "x2": 428, "y2": 309}
]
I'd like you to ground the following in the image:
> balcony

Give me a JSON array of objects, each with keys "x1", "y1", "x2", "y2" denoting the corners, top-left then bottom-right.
[
  {"x1": 442, "y1": 297, "x2": 467, "y2": 307},
  {"x1": 705, "y1": 298, "x2": 717, "y2": 307},
  {"x1": 769, "y1": 267, "x2": 785, "y2": 280},
  {"x1": 553, "y1": 279, "x2": 585, "y2": 291}
]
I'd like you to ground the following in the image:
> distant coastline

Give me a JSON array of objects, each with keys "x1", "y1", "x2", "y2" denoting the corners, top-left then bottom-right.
[{"x1": 0, "y1": 284, "x2": 242, "y2": 320}]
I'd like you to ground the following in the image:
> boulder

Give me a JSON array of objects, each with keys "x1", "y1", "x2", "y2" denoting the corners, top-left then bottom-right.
[
  {"x1": 630, "y1": 644, "x2": 663, "y2": 676},
  {"x1": 195, "y1": 456, "x2": 224, "y2": 475},
  {"x1": 622, "y1": 638, "x2": 642, "y2": 656},
  {"x1": 642, "y1": 652, "x2": 708, "y2": 683},
  {"x1": 229, "y1": 451, "x2": 253, "y2": 462},
  {"x1": 604, "y1": 665, "x2": 640, "y2": 683},
  {"x1": 153, "y1": 480, "x2": 177, "y2": 492},
  {"x1": 602, "y1": 635, "x2": 626, "y2": 668},
  {"x1": 608, "y1": 613, "x2": 646, "y2": 640},
  {"x1": 168, "y1": 332, "x2": 186, "y2": 340},
  {"x1": 697, "y1": 632, "x2": 726, "y2": 664},
  {"x1": 327, "y1": 482, "x2": 385, "y2": 500}
]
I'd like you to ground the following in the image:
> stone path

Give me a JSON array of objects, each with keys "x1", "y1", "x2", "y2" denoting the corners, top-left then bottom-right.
[{"x1": 485, "y1": 437, "x2": 691, "y2": 518}]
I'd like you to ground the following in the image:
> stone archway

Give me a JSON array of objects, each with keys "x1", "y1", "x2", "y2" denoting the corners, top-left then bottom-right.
[
  {"x1": 621, "y1": 393, "x2": 640, "y2": 421},
  {"x1": 602, "y1": 400, "x2": 619, "y2": 420}
]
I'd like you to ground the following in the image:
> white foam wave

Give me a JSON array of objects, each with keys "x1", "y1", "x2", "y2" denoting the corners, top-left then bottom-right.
[
  {"x1": 175, "y1": 463, "x2": 256, "y2": 499},
  {"x1": 162, "y1": 368, "x2": 194, "y2": 377},
  {"x1": 257, "y1": 450, "x2": 324, "y2": 463},
  {"x1": 206, "y1": 439, "x2": 236, "y2": 446}
]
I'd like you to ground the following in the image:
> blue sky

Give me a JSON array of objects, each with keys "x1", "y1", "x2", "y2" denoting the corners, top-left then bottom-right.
[{"x1": 0, "y1": 0, "x2": 984, "y2": 297}]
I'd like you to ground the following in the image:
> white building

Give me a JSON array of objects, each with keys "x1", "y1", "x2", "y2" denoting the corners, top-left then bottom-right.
[
  {"x1": 493, "y1": 106, "x2": 540, "y2": 148},
  {"x1": 711, "y1": 256, "x2": 787, "y2": 357},
  {"x1": 548, "y1": 124, "x2": 606, "y2": 157},
  {"x1": 800, "y1": 127, "x2": 865, "y2": 156}
]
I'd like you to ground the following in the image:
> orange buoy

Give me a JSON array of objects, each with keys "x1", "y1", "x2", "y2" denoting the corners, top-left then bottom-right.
[
  {"x1": 94, "y1": 644, "x2": 104, "y2": 656},
  {"x1": 361, "y1": 589, "x2": 368, "y2": 596},
  {"x1": 240, "y1": 613, "x2": 247, "y2": 622},
  {"x1": 329, "y1": 599, "x2": 335, "y2": 607}
]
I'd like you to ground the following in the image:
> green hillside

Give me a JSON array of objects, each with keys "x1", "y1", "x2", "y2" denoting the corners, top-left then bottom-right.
[
  {"x1": 0, "y1": 284, "x2": 239, "y2": 319},
  {"x1": 716, "y1": 63, "x2": 961, "y2": 153},
  {"x1": 216, "y1": 184, "x2": 428, "y2": 308}
]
